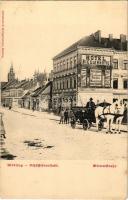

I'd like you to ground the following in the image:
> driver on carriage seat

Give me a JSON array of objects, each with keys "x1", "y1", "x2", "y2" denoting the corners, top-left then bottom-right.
[
  {"x1": 86, "y1": 98, "x2": 96, "y2": 111},
  {"x1": 86, "y1": 98, "x2": 96, "y2": 123}
]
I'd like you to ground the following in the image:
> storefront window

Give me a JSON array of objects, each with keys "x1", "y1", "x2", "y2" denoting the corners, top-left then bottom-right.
[
  {"x1": 113, "y1": 79, "x2": 118, "y2": 89},
  {"x1": 123, "y1": 79, "x2": 128, "y2": 89}
]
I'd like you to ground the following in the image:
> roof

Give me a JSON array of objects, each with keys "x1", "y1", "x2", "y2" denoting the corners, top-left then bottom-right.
[
  {"x1": 1, "y1": 82, "x2": 8, "y2": 89},
  {"x1": 6, "y1": 79, "x2": 34, "y2": 90},
  {"x1": 32, "y1": 81, "x2": 52, "y2": 97},
  {"x1": 1, "y1": 80, "x2": 18, "y2": 90},
  {"x1": 53, "y1": 31, "x2": 127, "y2": 59}
]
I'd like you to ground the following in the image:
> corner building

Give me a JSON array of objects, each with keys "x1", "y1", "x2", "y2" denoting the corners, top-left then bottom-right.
[{"x1": 52, "y1": 31, "x2": 127, "y2": 108}]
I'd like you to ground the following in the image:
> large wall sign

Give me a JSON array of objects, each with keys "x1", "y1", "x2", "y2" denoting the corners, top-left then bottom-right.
[
  {"x1": 90, "y1": 69, "x2": 102, "y2": 87},
  {"x1": 82, "y1": 54, "x2": 111, "y2": 66}
]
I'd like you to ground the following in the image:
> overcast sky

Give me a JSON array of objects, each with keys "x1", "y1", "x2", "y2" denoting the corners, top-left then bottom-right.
[{"x1": 0, "y1": 1, "x2": 127, "y2": 81}]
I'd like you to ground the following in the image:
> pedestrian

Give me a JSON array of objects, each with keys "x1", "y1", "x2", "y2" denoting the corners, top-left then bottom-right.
[
  {"x1": 64, "y1": 109, "x2": 69, "y2": 124},
  {"x1": 59, "y1": 108, "x2": 64, "y2": 124},
  {"x1": 67, "y1": 109, "x2": 71, "y2": 124}
]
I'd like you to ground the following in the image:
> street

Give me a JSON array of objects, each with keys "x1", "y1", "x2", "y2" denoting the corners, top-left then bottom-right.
[{"x1": 0, "y1": 107, "x2": 127, "y2": 160}]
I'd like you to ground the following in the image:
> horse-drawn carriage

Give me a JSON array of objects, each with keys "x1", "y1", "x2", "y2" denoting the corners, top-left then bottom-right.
[
  {"x1": 70, "y1": 105, "x2": 105, "y2": 131},
  {"x1": 70, "y1": 101, "x2": 127, "y2": 133}
]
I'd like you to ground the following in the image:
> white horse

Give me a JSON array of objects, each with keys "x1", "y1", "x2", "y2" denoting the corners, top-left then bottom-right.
[
  {"x1": 95, "y1": 101, "x2": 120, "y2": 133},
  {"x1": 114, "y1": 102, "x2": 125, "y2": 133}
]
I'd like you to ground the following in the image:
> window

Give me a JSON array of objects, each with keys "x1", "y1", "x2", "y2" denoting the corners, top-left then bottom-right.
[
  {"x1": 70, "y1": 78, "x2": 72, "y2": 88},
  {"x1": 57, "y1": 82, "x2": 58, "y2": 90},
  {"x1": 67, "y1": 80, "x2": 68, "y2": 89},
  {"x1": 67, "y1": 59, "x2": 69, "y2": 69},
  {"x1": 74, "y1": 78, "x2": 76, "y2": 88},
  {"x1": 123, "y1": 79, "x2": 128, "y2": 89},
  {"x1": 70, "y1": 58, "x2": 72, "y2": 68},
  {"x1": 113, "y1": 59, "x2": 118, "y2": 69},
  {"x1": 60, "y1": 82, "x2": 62, "y2": 89},
  {"x1": 74, "y1": 56, "x2": 77, "y2": 66},
  {"x1": 63, "y1": 60, "x2": 65, "y2": 69},
  {"x1": 123, "y1": 60, "x2": 128, "y2": 70},
  {"x1": 63, "y1": 81, "x2": 64, "y2": 89},
  {"x1": 60, "y1": 62, "x2": 62, "y2": 71},
  {"x1": 57, "y1": 63, "x2": 59, "y2": 72},
  {"x1": 113, "y1": 79, "x2": 118, "y2": 89}
]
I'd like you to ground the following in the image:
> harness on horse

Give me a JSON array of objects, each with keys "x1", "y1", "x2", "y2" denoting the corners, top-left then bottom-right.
[{"x1": 99, "y1": 105, "x2": 123, "y2": 119}]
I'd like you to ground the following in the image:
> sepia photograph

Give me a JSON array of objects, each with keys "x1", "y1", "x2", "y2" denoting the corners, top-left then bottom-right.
[{"x1": 0, "y1": 1, "x2": 127, "y2": 198}]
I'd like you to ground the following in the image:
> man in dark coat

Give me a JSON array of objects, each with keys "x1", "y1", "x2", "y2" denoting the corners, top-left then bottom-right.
[
  {"x1": 86, "y1": 98, "x2": 96, "y2": 123},
  {"x1": 86, "y1": 98, "x2": 96, "y2": 110}
]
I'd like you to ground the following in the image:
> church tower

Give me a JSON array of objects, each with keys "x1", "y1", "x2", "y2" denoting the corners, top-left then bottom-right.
[{"x1": 8, "y1": 63, "x2": 15, "y2": 82}]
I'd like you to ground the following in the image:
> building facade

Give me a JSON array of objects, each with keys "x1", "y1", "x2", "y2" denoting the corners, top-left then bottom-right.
[
  {"x1": 52, "y1": 31, "x2": 127, "y2": 108},
  {"x1": 112, "y1": 51, "x2": 128, "y2": 102}
]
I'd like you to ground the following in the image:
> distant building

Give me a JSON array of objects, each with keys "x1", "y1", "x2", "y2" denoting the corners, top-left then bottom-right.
[
  {"x1": 8, "y1": 64, "x2": 15, "y2": 82},
  {"x1": 22, "y1": 81, "x2": 52, "y2": 111},
  {"x1": 1, "y1": 78, "x2": 39, "y2": 108},
  {"x1": 52, "y1": 30, "x2": 127, "y2": 109}
]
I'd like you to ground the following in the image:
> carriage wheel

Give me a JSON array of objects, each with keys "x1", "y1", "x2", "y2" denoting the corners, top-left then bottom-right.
[{"x1": 83, "y1": 119, "x2": 88, "y2": 130}]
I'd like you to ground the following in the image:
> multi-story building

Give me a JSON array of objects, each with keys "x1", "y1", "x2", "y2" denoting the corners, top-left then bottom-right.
[
  {"x1": 112, "y1": 51, "x2": 128, "y2": 102},
  {"x1": 2, "y1": 79, "x2": 38, "y2": 107},
  {"x1": 52, "y1": 31, "x2": 127, "y2": 108}
]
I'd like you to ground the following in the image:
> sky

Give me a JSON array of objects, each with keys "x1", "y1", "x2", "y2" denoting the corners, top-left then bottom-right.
[{"x1": 0, "y1": 1, "x2": 127, "y2": 81}]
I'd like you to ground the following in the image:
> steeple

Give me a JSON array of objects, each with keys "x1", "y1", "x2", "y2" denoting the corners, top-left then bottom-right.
[{"x1": 8, "y1": 63, "x2": 15, "y2": 82}]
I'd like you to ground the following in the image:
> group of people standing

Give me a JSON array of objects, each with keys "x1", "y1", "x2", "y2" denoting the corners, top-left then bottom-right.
[
  {"x1": 59, "y1": 108, "x2": 74, "y2": 124},
  {"x1": 59, "y1": 98, "x2": 96, "y2": 124}
]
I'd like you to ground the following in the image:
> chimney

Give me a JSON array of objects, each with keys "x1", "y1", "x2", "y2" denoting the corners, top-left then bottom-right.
[
  {"x1": 94, "y1": 30, "x2": 101, "y2": 43},
  {"x1": 109, "y1": 34, "x2": 113, "y2": 42},
  {"x1": 120, "y1": 34, "x2": 126, "y2": 43}
]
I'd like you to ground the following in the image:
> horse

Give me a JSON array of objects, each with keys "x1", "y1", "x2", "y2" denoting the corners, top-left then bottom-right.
[
  {"x1": 114, "y1": 102, "x2": 126, "y2": 133},
  {"x1": 95, "y1": 101, "x2": 120, "y2": 133}
]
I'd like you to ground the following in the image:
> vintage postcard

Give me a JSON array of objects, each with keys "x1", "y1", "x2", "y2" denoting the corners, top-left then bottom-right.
[{"x1": 0, "y1": 1, "x2": 127, "y2": 199}]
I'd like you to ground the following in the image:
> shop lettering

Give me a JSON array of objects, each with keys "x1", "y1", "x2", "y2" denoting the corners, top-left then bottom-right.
[{"x1": 82, "y1": 55, "x2": 110, "y2": 66}]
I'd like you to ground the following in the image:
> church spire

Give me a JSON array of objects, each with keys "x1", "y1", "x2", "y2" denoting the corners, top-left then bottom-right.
[{"x1": 8, "y1": 63, "x2": 15, "y2": 82}]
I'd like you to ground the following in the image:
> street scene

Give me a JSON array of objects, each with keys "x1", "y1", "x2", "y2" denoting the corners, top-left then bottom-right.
[
  {"x1": 0, "y1": 106, "x2": 127, "y2": 160},
  {"x1": 0, "y1": 3, "x2": 127, "y2": 161}
]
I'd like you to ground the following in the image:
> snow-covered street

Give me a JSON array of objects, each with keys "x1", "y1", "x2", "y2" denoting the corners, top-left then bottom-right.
[{"x1": 0, "y1": 107, "x2": 127, "y2": 160}]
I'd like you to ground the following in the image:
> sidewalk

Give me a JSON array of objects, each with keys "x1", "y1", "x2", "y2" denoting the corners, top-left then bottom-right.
[{"x1": 2, "y1": 107, "x2": 127, "y2": 133}]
